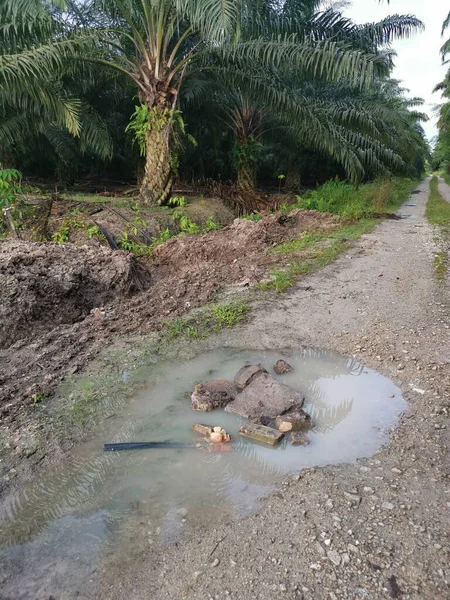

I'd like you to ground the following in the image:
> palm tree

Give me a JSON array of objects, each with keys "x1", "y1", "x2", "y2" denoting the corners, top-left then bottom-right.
[
  {"x1": 0, "y1": 0, "x2": 115, "y2": 178},
  {"x1": 25, "y1": 0, "x2": 401, "y2": 204},
  {"x1": 1, "y1": 0, "x2": 424, "y2": 200}
]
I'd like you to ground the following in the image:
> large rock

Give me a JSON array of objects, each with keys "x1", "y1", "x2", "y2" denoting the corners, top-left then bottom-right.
[
  {"x1": 234, "y1": 364, "x2": 267, "y2": 390},
  {"x1": 239, "y1": 423, "x2": 284, "y2": 446},
  {"x1": 226, "y1": 372, "x2": 304, "y2": 419},
  {"x1": 274, "y1": 359, "x2": 293, "y2": 374},
  {"x1": 191, "y1": 380, "x2": 236, "y2": 412},
  {"x1": 275, "y1": 408, "x2": 314, "y2": 432}
]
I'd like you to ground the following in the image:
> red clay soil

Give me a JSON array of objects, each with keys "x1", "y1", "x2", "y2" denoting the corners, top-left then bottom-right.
[{"x1": 0, "y1": 210, "x2": 338, "y2": 417}]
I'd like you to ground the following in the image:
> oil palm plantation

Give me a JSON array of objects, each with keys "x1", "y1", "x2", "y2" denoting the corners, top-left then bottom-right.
[
  {"x1": 0, "y1": 0, "x2": 116, "y2": 178},
  {"x1": 1, "y1": 0, "x2": 426, "y2": 198}
]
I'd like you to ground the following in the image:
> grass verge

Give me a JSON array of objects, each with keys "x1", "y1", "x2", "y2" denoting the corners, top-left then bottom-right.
[
  {"x1": 427, "y1": 176, "x2": 450, "y2": 229},
  {"x1": 262, "y1": 177, "x2": 418, "y2": 293},
  {"x1": 161, "y1": 302, "x2": 250, "y2": 341}
]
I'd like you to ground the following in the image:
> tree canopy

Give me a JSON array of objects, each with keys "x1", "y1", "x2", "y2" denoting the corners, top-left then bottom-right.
[{"x1": 0, "y1": 0, "x2": 429, "y2": 201}]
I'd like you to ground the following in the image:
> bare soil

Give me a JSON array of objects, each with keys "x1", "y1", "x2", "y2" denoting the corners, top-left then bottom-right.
[{"x1": 0, "y1": 209, "x2": 337, "y2": 419}]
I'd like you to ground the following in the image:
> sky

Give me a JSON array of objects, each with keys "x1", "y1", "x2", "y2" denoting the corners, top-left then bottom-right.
[{"x1": 343, "y1": 0, "x2": 449, "y2": 143}]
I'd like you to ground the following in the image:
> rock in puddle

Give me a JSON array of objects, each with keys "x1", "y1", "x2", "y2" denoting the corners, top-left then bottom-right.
[
  {"x1": 274, "y1": 359, "x2": 293, "y2": 374},
  {"x1": 239, "y1": 423, "x2": 284, "y2": 446},
  {"x1": 191, "y1": 380, "x2": 236, "y2": 411},
  {"x1": 290, "y1": 431, "x2": 311, "y2": 446},
  {"x1": 234, "y1": 364, "x2": 267, "y2": 390},
  {"x1": 226, "y1": 372, "x2": 304, "y2": 419},
  {"x1": 275, "y1": 408, "x2": 314, "y2": 432}
]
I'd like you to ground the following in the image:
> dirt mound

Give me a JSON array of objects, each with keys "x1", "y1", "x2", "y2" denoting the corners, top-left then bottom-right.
[
  {"x1": 0, "y1": 209, "x2": 338, "y2": 415},
  {"x1": 152, "y1": 210, "x2": 338, "y2": 282},
  {"x1": 0, "y1": 241, "x2": 149, "y2": 349}
]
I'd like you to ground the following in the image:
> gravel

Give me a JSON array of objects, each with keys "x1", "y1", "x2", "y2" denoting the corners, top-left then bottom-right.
[{"x1": 95, "y1": 178, "x2": 450, "y2": 600}]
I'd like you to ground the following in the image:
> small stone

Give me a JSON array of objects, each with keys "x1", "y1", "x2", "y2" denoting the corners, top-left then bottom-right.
[
  {"x1": 327, "y1": 550, "x2": 341, "y2": 566},
  {"x1": 274, "y1": 359, "x2": 293, "y2": 375},
  {"x1": 391, "y1": 468, "x2": 402, "y2": 474},
  {"x1": 279, "y1": 584, "x2": 287, "y2": 592},
  {"x1": 211, "y1": 558, "x2": 220, "y2": 567},
  {"x1": 382, "y1": 502, "x2": 394, "y2": 510},
  {"x1": 310, "y1": 563, "x2": 321, "y2": 570},
  {"x1": 325, "y1": 499, "x2": 334, "y2": 509},
  {"x1": 193, "y1": 571, "x2": 203, "y2": 580},
  {"x1": 324, "y1": 539, "x2": 332, "y2": 547},
  {"x1": 348, "y1": 544, "x2": 359, "y2": 554},
  {"x1": 177, "y1": 507, "x2": 188, "y2": 517},
  {"x1": 329, "y1": 593, "x2": 338, "y2": 600},
  {"x1": 363, "y1": 487, "x2": 374, "y2": 494},
  {"x1": 276, "y1": 409, "x2": 314, "y2": 432},
  {"x1": 191, "y1": 380, "x2": 236, "y2": 412},
  {"x1": 344, "y1": 492, "x2": 361, "y2": 505},
  {"x1": 290, "y1": 431, "x2": 311, "y2": 446},
  {"x1": 234, "y1": 364, "x2": 267, "y2": 390}
]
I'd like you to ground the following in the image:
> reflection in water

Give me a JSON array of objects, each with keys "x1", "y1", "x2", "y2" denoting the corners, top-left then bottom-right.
[{"x1": 0, "y1": 348, "x2": 406, "y2": 599}]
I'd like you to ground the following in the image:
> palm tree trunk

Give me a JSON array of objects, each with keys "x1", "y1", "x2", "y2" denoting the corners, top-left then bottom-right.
[
  {"x1": 285, "y1": 159, "x2": 301, "y2": 193},
  {"x1": 237, "y1": 164, "x2": 255, "y2": 192},
  {"x1": 140, "y1": 124, "x2": 172, "y2": 205}
]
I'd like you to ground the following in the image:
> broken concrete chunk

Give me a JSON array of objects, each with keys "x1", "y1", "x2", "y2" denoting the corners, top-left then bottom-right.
[
  {"x1": 290, "y1": 431, "x2": 311, "y2": 446},
  {"x1": 234, "y1": 364, "x2": 267, "y2": 391},
  {"x1": 274, "y1": 359, "x2": 293, "y2": 374},
  {"x1": 275, "y1": 408, "x2": 314, "y2": 432},
  {"x1": 191, "y1": 379, "x2": 236, "y2": 412},
  {"x1": 226, "y1": 372, "x2": 304, "y2": 419},
  {"x1": 239, "y1": 423, "x2": 284, "y2": 445},
  {"x1": 191, "y1": 424, "x2": 214, "y2": 436}
]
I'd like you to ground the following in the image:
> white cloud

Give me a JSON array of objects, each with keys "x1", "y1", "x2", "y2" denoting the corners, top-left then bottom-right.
[{"x1": 343, "y1": 0, "x2": 449, "y2": 142}]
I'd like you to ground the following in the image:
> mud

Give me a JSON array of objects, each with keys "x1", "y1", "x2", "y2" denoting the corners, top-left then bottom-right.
[
  {"x1": 0, "y1": 209, "x2": 337, "y2": 420},
  {"x1": 0, "y1": 241, "x2": 148, "y2": 349}
]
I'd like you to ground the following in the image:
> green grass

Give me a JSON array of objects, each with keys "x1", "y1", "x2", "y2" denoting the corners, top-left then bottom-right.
[
  {"x1": 427, "y1": 176, "x2": 450, "y2": 228},
  {"x1": 263, "y1": 219, "x2": 377, "y2": 292},
  {"x1": 433, "y1": 251, "x2": 449, "y2": 280},
  {"x1": 261, "y1": 177, "x2": 417, "y2": 293},
  {"x1": 161, "y1": 302, "x2": 249, "y2": 340},
  {"x1": 440, "y1": 171, "x2": 450, "y2": 187},
  {"x1": 295, "y1": 177, "x2": 417, "y2": 219}
]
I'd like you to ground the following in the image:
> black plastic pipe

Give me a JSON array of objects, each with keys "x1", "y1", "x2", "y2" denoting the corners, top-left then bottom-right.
[{"x1": 103, "y1": 441, "x2": 193, "y2": 452}]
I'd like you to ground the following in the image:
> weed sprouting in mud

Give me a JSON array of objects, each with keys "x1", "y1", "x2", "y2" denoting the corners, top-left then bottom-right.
[{"x1": 161, "y1": 303, "x2": 250, "y2": 341}]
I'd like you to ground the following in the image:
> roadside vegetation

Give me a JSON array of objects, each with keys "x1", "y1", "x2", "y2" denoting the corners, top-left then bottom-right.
[
  {"x1": 263, "y1": 177, "x2": 417, "y2": 292},
  {"x1": 427, "y1": 176, "x2": 450, "y2": 228}
]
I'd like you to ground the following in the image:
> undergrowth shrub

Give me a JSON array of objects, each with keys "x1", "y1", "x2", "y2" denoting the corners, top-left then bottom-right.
[{"x1": 296, "y1": 177, "x2": 415, "y2": 219}]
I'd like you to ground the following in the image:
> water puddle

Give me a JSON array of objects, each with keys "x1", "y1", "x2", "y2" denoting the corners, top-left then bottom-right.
[{"x1": 0, "y1": 348, "x2": 406, "y2": 598}]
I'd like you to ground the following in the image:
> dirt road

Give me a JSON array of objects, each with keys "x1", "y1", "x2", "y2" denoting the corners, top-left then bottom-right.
[{"x1": 94, "y1": 178, "x2": 449, "y2": 600}]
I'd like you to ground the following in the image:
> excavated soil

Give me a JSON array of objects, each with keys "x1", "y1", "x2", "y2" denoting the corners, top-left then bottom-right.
[
  {"x1": 0, "y1": 210, "x2": 338, "y2": 418},
  {"x1": 0, "y1": 242, "x2": 149, "y2": 349}
]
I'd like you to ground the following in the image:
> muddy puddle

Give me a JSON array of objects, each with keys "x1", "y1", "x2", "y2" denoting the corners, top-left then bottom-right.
[{"x1": 0, "y1": 348, "x2": 406, "y2": 599}]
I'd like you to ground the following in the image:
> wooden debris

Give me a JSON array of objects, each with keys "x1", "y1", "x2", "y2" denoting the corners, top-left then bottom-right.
[
  {"x1": 191, "y1": 423, "x2": 214, "y2": 436},
  {"x1": 239, "y1": 423, "x2": 284, "y2": 446}
]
